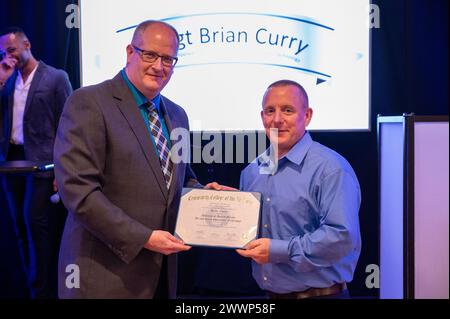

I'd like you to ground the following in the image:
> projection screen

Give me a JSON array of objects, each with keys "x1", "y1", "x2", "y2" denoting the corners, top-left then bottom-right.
[{"x1": 79, "y1": 0, "x2": 371, "y2": 131}]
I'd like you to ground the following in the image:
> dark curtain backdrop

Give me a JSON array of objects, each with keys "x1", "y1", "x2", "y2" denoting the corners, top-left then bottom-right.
[{"x1": 0, "y1": 0, "x2": 448, "y2": 298}]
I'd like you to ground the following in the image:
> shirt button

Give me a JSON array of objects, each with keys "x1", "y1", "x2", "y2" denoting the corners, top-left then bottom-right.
[
  {"x1": 263, "y1": 276, "x2": 268, "y2": 281},
  {"x1": 264, "y1": 224, "x2": 268, "y2": 228},
  {"x1": 266, "y1": 198, "x2": 271, "y2": 202}
]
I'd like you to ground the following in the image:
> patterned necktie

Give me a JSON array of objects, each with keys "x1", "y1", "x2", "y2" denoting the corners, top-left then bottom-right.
[{"x1": 146, "y1": 101, "x2": 172, "y2": 188}]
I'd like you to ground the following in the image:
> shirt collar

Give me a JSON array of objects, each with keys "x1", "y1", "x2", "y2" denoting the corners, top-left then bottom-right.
[
  {"x1": 17, "y1": 61, "x2": 39, "y2": 87},
  {"x1": 121, "y1": 68, "x2": 161, "y2": 112},
  {"x1": 284, "y1": 131, "x2": 313, "y2": 166},
  {"x1": 257, "y1": 131, "x2": 313, "y2": 168}
]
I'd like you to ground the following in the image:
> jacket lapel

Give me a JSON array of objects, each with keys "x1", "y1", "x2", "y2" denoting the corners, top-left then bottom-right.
[
  {"x1": 110, "y1": 72, "x2": 168, "y2": 199},
  {"x1": 6, "y1": 71, "x2": 17, "y2": 131},
  {"x1": 24, "y1": 61, "x2": 44, "y2": 116},
  {"x1": 161, "y1": 97, "x2": 187, "y2": 202}
]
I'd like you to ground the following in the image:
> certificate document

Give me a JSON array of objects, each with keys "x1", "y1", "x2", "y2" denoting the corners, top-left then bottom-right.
[{"x1": 175, "y1": 188, "x2": 261, "y2": 249}]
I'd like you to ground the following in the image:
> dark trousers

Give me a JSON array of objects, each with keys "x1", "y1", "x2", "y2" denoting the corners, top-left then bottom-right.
[
  {"x1": 1, "y1": 144, "x2": 63, "y2": 298},
  {"x1": 153, "y1": 256, "x2": 169, "y2": 299}
]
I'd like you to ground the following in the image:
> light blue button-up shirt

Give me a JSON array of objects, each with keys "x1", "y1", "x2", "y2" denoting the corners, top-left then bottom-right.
[{"x1": 240, "y1": 132, "x2": 361, "y2": 294}]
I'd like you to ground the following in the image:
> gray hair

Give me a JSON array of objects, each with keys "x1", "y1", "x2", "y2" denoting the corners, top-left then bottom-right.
[
  {"x1": 131, "y1": 20, "x2": 179, "y2": 48},
  {"x1": 265, "y1": 79, "x2": 309, "y2": 109}
]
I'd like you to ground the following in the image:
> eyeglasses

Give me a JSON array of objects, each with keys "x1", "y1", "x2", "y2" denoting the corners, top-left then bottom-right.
[{"x1": 132, "y1": 45, "x2": 178, "y2": 67}]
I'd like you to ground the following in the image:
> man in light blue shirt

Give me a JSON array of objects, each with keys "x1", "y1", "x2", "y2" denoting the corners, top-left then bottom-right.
[{"x1": 237, "y1": 80, "x2": 361, "y2": 299}]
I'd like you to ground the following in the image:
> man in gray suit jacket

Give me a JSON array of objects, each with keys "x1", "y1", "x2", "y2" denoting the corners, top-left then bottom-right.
[
  {"x1": 54, "y1": 20, "x2": 226, "y2": 299},
  {"x1": 0, "y1": 27, "x2": 73, "y2": 298}
]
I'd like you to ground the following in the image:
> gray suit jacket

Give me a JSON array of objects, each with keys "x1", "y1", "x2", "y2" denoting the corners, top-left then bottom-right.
[
  {"x1": 0, "y1": 61, "x2": 72, "y2": 176},
  {"x1": 54, "y1": 72, "x2": 199, "y2": 298}
]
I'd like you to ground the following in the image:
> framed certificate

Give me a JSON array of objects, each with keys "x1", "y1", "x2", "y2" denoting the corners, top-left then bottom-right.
[{"x1": 175, "y1": 188, "x2": 261, "y2": 249}]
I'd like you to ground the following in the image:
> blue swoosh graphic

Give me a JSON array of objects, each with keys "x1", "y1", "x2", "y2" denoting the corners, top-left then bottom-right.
[
  {"x1": 175, "y1": 62, "x2": 332, "y2": 78},
  {"x1": 116, "y1": 12, "x2": 334, "y2": 33}
]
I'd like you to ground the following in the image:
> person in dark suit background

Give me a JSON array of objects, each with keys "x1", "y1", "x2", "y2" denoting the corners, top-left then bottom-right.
[
  {"x1": 54, "y1": 20, "x2": 228, "y2": 299},
  {"x1": 0, "y1": 27, "x2": 73, "y2": 298}
]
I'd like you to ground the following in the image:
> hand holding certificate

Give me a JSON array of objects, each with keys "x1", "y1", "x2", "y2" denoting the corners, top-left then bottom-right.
[{"x1": 175, "y1": 188, "x2": 261, "y2": 249}]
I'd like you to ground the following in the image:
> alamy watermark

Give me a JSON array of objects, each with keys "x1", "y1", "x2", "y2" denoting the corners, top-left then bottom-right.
[
  {"x1": 170, "y1": 127, "x2": 279, "y2": 174},
  {"x1": 65, "y1": 4, "x2": 80, "y2": 29},
  {"x1": 365, "y1": 264, "x2": 380, "y2": 289},
  {"x1": 65, "y1": 4, "x2": 381, "y2": 29},
  {"x1": 65, "y1": 261, "x2": 381, "y2": 290},
  {"x1": 65, "y1": 264, "x2": 80, "y2": 289},
  {"x1": 369, "y1": 4, "x2": 381, "y2": 29}
]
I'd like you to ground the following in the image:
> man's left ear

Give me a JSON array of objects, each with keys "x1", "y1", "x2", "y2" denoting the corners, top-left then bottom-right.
[
  {"x1": 305, "y1": 107, "x2": 313, "y2": 126},
  {"x1": 24, "y1": 40, "x2": 31, "y2": 50}
]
